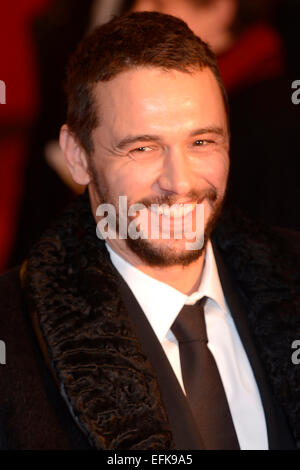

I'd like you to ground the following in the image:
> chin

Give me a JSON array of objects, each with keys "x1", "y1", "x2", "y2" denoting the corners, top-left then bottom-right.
[
  {"x1": 126, "y1": 236, "x2": 206, "y2": 267},
  {"x1": 124, "y1": 197, "x2": 224, "y2": 267}
]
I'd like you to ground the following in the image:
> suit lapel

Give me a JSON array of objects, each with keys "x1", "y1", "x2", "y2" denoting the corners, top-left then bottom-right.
[
  {"x1": 212, "y1": 242, "x2": 296, "y2": 449},
  {"x1": 116, "y1": 268, "x2": 206, "y2": 450}
]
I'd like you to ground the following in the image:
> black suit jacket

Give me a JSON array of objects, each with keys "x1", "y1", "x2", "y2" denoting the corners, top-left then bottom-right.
[
  {"x1": 0, "y1": 194, "x2": 299, "y2": 449},
  {"x1": 116, "y1": 244, "x2": 295, "y2": 449}
]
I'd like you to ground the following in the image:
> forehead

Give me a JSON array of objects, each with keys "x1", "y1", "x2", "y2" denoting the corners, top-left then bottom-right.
[{"x1": 92, "y1": 66, "x2": 227, "y2": 134}]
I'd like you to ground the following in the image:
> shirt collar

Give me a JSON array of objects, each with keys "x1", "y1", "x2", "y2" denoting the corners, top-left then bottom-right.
[{"x1": 105, "y1": 240, "x2": 228, "y2": 343}]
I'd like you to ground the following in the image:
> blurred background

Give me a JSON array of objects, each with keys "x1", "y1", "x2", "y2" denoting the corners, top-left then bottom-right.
[{"x1": 0, "y1": 0, "x2": 299, "y2": 273}]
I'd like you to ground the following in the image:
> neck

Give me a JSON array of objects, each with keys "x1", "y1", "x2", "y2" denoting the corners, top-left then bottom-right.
[{"x1": 106, "y1": 239, "x2": 205, "y2": 295}]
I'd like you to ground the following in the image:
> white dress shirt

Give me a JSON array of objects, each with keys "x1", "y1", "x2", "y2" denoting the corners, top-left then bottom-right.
[{"x1": 105, "y1": 241, "x2": 268, "y2": 450}]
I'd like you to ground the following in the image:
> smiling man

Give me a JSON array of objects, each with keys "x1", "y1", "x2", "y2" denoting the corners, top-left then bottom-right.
[
  {"x1": 0, "y1": 12, "x2": 299, "y2": 451},
  {"x1": 60, "y1": 63, "x2": 229, "y2": 289}
]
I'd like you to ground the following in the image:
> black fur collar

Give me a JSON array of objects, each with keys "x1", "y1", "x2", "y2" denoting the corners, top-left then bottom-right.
[{"x1": 22, "y1": 193, "x2": 300, "y2": 449}]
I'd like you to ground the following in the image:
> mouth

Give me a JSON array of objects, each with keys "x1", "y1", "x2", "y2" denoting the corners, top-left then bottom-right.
[
  {"x1": 143, "y1": 201, "x2": 203, "y2": 239},
  {"x1": 149, "y1": 202, "x2": 198, "y2": 218}
]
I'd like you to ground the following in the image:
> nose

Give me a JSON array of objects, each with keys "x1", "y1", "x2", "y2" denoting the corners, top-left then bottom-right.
[{"x1": 157, "y1": 147, "x2": 193, "y2": 195}]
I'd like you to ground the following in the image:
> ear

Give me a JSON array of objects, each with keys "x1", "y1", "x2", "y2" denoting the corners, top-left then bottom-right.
[{"x1": 59, "y1": 124, "x2": 91, "y2": 185}]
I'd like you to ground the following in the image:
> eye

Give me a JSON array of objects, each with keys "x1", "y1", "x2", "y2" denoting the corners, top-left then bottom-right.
[
  {"x1": 132, "y1": 146, "x2": 152, "y2": 152},
  {"x1": 128, "y1": 145, "x2": 157, "y2": 160},
  {"x1": 194, "y1": 139, "x2": 213, "y2": 146}
]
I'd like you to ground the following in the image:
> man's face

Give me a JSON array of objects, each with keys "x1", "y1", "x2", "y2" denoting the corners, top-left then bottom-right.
[{"x1": 88, "y1": 66, "x2": 229, "y2": 266}]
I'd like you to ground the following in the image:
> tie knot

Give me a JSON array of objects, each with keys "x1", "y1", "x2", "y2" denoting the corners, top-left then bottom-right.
[{"x1": 171, "y1": 297, "x2": 208, "y2": 343}]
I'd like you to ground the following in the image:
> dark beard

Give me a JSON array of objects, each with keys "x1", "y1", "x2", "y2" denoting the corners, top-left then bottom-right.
[
  {"x1": 125, "y1": 195, "x2": 224, "y2": 267},
  {"x1": 90, "y1": 163, "x2": 226, "y2": 267}
]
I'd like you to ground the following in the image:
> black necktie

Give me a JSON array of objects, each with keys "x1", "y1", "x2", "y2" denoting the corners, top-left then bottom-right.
[{"x1": 171, "y1": 297, "x2": 240, "y2": 449}]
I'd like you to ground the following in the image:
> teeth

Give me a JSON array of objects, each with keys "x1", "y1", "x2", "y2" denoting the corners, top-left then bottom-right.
[
  {"x1": 183, "y1": 204, "x2": 195, "y2": 216},
  {"x1": 150, "y1": 203, "x2": 196, "y2": 217}
]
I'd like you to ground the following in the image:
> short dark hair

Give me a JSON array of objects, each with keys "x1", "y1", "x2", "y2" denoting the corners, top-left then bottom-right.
[{"x1": 65, "y1": 11, "x2": 228, "y2": 154}]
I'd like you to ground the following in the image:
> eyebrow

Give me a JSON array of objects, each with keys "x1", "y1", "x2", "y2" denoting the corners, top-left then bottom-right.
[
  {"x1": 115, "y1": 134, "x2": 162, "y2": 150},
  {"x1": 114, "y1": 127, "x2": 226, "y2": 150},
  {"x1": 190, "y1": 127, "x2": 226, "y2": 138}
]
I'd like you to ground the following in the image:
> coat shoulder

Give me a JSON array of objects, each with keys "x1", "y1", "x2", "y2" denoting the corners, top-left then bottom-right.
[{"x1": 0, "y1": 265, "x2": 90, "y2": 449}]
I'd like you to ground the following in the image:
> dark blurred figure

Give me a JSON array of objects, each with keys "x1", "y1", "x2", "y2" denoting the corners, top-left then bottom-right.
[
  {"x1": 222, "y1": 0, "x2": 300, "y2": 230},
  {"x1": 0, "y1": 1, "x2": 52, "y2": 272},
  {"x1": 9, "y1": 0, "x2": 94, "y2": 269}
]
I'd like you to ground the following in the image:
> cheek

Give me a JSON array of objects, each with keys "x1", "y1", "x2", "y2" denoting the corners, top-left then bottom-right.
[
  {"x1": 107, "y1": 162, "x2": 155, "y2": 202},
  {"x1": 202, "y1": 153, "x2": 229, "y2": 192}
]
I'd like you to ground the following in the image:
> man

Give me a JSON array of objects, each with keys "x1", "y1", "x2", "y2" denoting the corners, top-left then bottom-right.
[{"x1": 0, "y1": 12, "x2": 299, "y2": 450}]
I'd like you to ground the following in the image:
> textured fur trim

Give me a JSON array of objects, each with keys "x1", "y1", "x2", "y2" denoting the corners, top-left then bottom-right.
[
  {"x1": 23, "y1": 193, "x2": 300, "y2": 449},
  {"x1": 23, "y1": 193, "x2": 174, "y2": 450}
]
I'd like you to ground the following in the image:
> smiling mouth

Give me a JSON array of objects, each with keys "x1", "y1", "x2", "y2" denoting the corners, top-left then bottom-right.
[{"x1": 149, "y1": 202, "x2": 198, "y2": 218}]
